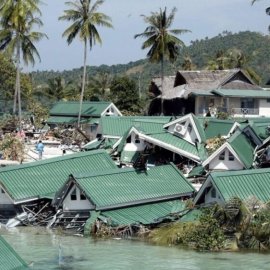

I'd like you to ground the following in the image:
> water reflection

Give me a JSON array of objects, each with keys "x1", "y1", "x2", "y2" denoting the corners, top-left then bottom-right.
[{"x1": 0, "y1": 226, "x2": 270, "y2": 270}]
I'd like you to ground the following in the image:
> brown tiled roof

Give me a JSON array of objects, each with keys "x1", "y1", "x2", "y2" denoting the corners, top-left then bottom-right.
[{"x1": 150, "y1": 69, "x2": 262, "y2": 99}]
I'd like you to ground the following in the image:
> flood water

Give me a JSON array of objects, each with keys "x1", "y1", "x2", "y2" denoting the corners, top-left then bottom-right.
[{"x1": 1, "y1": 226, "x2": 270, "y2": 270}]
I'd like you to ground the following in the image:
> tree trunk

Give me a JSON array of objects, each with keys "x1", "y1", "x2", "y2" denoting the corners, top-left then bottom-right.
[
  {"x1": 160, "y1": 55, "x2": 164, "y2": 116},
  {"x1": 15, "y1": 36, "x2": 21, "y2": 130},
  {"x1": 77, "y1": 39, "x2": 87, "y2": 127}
]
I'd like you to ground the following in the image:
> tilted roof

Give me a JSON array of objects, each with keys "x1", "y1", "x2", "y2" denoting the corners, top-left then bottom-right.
[
  {"x1": 0, "y1": 150, "x2": 117, "y2": 203},
  {"x1": 49, "y1": 101, "x2": 112, "y2": 117},
  {"x1": 209, "y1": 168, "x2": 270, "y2": 202},
  {"x1": 146, "y1": 132, "x2": 207, "y2": 162},
  {"x1": 0, "y1": 235, "x2": 29, "y2": 270},
  {"x1": 71, "y1": 164, "x2": 195, "y2": 210},
  {"x1": 227, "y1": 129, "x2": 256, "y2": 168},
  {"x1": 91, "y1": 200, "x2": 186, "y2": 226},
  {"x1": 202, "y1": 118, "x2": 235, "y2": 139}
]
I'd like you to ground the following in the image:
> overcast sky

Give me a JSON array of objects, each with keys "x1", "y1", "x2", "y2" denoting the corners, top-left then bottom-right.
[{"x1": 28, "y1": 0, "x2": 270, "y2": 72}]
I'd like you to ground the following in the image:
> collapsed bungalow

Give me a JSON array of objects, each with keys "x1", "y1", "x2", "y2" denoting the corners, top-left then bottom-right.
[
  {"x1": 0, "y1": 235, "x2": 29, "y2": 270},
  {"x1": 0, "y1": 150, "x2": 117, "y2": 217},
  {"x1": 202, "y1": 128, "x2": 261, "y2": 171},
  {"x1": 47, "y1": 101, "x2": 122, "y2": 139},
  {"x1": 52, "y1": 164, "x2": 195, "y2": 232},
  {"x1": 113, "y1": 114, "x2": 208, "y2": 170},
  {"x1": 148, "y1": 69, "x2": 270, "y2": 117},
  {"x1": 194, "y1": 168, "x2": 270, "y2": 205}
]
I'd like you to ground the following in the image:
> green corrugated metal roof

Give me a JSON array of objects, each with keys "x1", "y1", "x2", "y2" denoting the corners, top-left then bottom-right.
[
  {"x1": 212, "y1": 89, "x2": 270, "y2": 98},
  {"x1": 148, "y1": 133, "x2": 203, "y2": 159},
  {"x1": 0, "y1": 150, "x2": 117, "y2": 202},
  {"x1": 46, "y1": 116, "x2": 77, "y2": 124},
  {"x1": 210, "y1": 168, "x2": 270, "y2": 202},
  {"x1": 83, "y1": 139, "x2": 104, "y2": 150},
  {"x1": 100, "y1": 116, "x2": 171, "y2": 137},
  {"x1": 188, "y1": 166, "x2": 205, "y2": 178},
  {"x1": 202, "y1": 119, "x2": 235, "y2": 139},
  {"x1": 180, "y1": 209, "x2": 202, "y2": 222},
  {"x1": 228, "y1": 130, "x2": 256, "y2": 168},
  {"x1": 189, "y1": 90, "x2": 214, "y2": 96},
  {"x1": 73, "y1": 164, "x2": 195, "y2": 210},
  {"x1": 0, "y1": 235, "x2": 29, "y2": 270},
  {"x1": 120, "y1": 150, "x2": 140, "y2": 163},
  {"x1": 96, "y1": 200, "x2": 186, "y2": 226},
  {"x1": 50, "y1": 101, "x2": 111, "y2": 117}
]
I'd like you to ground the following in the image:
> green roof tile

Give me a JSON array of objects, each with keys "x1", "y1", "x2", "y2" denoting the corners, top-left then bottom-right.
[
  {"x1": 50, "y1": 101, "x2": 111, "y2": 117},
  {"x1": 202, "y1": 119, "x2": 235, "y2": 139},
  {"x1": 73, "y1": 164, "x2": 195, "y2": 210},
  {"x1": 0, "y1": 235, "x2": 29, "y2": 270},
  {"x1": 212, "y1": 89, "x2": 270, "y2": 98},
  {"x1": 210, "y1": 168, "x2": 270, "y2": 202},
  {"x1": 97, "y1": 200, "x2": 186, "y2": 226},
  {"x1": 228, "y1": 130, "x2": 256, "y2": 168},
  {"x1": 149, "y1": 133, "x2": 202, "y2": 159},
  {"x1": 100, "y1": 116, "x2": 171, "y2": 137},
  {"x1": 0, "y1": 150, "x2": 117, "y2": 202}
]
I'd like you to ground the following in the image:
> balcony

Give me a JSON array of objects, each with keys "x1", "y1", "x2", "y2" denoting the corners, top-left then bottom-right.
[{"x1": 198, "y1": 107, "x2": 259, "y2": 116}]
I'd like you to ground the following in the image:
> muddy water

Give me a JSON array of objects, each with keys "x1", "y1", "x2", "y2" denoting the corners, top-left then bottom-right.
[{"x1": 1, "y1": 227, "x2": 270, "y2": 270}]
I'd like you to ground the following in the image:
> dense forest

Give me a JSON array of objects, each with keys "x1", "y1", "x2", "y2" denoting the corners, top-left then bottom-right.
[{"x1": 31, "y1": 31, "x2": 270, "y2": 91}]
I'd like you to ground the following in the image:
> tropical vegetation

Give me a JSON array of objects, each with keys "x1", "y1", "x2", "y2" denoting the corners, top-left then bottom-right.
[
  {"x1": 59, "y1": 0, "x2": 113, "y2": 126},
  {"x1": 0, "y1": 0, "x2": 47, "y2": 130},
  {"x1": 134, "y1": 7, "x2": 190, "y2": 114}
]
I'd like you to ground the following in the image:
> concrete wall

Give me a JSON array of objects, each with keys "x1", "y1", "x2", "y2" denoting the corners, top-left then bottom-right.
[
  {"x1": 259, "y1": 99, "x2": 270, "y2": 117},
  {"x1": 63, "y1": 186, "x2": 93, "y2": 211}
]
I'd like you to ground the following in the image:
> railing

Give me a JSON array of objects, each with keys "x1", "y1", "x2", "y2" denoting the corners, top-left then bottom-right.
[
  {"x1": 231, "y1": 108, "x2": 259, "y2": 115},
  {"x1": 198, "y1": 107, "x2": 259, "y2": 116}
]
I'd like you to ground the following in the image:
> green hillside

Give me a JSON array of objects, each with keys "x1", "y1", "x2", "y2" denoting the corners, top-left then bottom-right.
[{"x1": 31, "y1": 31, "x2": 270, "y2": 92}]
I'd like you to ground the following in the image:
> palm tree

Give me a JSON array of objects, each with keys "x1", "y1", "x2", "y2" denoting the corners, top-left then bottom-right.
[
  {"x1": 252, "y1": 0, "x2": 270, "y2": 31},
  {"x1": 0, "y1": 0, "x2": 47, "y2": 130},
  {"x1": 134, "y1": 7, "x2": 190, "y2": 115},
  {"x1": 59, "y1": 0, "x2": 113, "y2": 127}
]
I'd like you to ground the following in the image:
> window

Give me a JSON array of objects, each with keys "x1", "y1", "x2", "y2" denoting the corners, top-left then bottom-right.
[
  {"x1": 135, "y1": 135, "x2": 140, "y2": 144},
  {"x1": 70, "y1": 188, "x2": 77, "y2": 201},
  {"x1": 267, "y1": 99, "x2": 270, "y2": 103},
  {"x1": 80, "y1": 191, "x2": 86, "y2": 200},
  {"x1": 126, "y1": 136, "x2": 131, "y2": 143},
  {"x1": 228, "y1": 151, "x2": 235, "y2": 161},
  {"x1": 187, "y1": 123, "x2": 192, "y2": 133},
  {"x1": 219, "y1": 151, "x2": 225, "y2": 160},
  {"x1": 211, "y1": 188, "x2": 216, "y2": 198}
]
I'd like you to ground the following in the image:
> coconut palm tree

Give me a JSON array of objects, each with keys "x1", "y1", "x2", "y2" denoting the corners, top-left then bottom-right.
[
  {"x1": 59, "y1": 0, "x2": 113, "y2": 127},
  {"x1": 134, "y1": 7, "x2": 190, "y2": 115},
  {"x1": 252, "y1": 0, "x2": 270, "y2": 31},
  {"x1": 0, "y1": 0, "x2": 47, "y2": 130}
]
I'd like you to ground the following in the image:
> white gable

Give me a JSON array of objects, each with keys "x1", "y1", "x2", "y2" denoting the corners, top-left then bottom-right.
[
  {"x1": 203, "y1": 143, "x2": 244, "y2": 171},
  {"x1": 63, "y1": 185, "x2": 93, "y2": 211},
  {"x1": 101, "y1": 103, "x2": 122, "y2": 117},
  {"x1": 164, "y1": 114, "x2": 201, "y2": 144}
]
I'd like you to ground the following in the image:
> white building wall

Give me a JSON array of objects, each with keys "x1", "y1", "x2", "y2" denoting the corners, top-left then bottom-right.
[
  {"x1": 0, "y1": 188, "x2": 13, "y2": 205},
  {"x1": 63, "y1": 186, "x2": 93, "y2": 211},
  {"x1": 259, "y1": 99, "x2": 270, "y2": 117},
  {"x1": 123, "y1": 132, "x2": 146, "y2": 152},
  {"x1": 209, "y1": 149, "x2": 244, "y2": 171}
]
